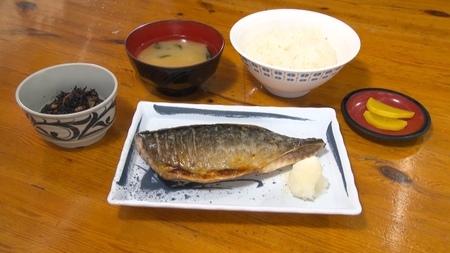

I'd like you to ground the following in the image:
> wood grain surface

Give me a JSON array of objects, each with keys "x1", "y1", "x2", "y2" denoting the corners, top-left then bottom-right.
[{"x1": 1, "y1": 0, "x2": 449, "y2": 252}]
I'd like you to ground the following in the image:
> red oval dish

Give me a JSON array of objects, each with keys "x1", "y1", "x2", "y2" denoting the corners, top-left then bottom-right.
[{"x1": 341, "y1": 88, "x2": 431, "y2": 140}]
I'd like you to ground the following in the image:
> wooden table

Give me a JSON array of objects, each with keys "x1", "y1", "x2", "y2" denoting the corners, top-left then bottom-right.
[{"x1": 1, "y1": 0, "x2": 449, "y2": 252}]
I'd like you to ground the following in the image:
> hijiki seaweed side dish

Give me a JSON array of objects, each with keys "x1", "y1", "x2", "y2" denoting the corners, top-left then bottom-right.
[{"x1": 41, "y1": 86, "x2": 104, "y2": 114}]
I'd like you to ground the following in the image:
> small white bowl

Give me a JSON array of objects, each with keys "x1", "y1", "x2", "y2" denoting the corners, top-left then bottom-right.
[
  {"x1": 15, "y1": 63, "x2": 118, "y2": 148},
  {"x1": 230, "y1": 9, "x2": 361, "y2": 98}
]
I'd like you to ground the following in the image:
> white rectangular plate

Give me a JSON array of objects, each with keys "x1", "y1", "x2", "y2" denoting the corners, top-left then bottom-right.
[{"x1": 107, "y1": 102, "x2": 361, "y2": 215}]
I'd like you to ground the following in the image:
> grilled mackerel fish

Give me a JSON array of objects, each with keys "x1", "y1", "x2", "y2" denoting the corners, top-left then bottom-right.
[{"x1": 134, "y1": 124, "x2": 325, "y2": 183}]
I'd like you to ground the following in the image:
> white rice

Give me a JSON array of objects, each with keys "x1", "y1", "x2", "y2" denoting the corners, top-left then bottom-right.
[{"x1": 243, "y1": 26, "x2": 338, "y2": 69}]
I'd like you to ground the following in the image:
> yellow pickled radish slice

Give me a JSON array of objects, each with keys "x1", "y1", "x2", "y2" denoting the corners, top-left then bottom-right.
[
  {"x1": 363, "y1": 110, "x2": 408, "y2": 131},
  {"x1": 366, "y1": 97, "x2": 415, "y2": 119}
]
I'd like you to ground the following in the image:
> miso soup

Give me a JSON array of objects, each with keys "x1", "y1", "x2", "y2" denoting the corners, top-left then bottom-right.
[{"x1": 137, "y1": 39, "x2": 211, "y2": 67}]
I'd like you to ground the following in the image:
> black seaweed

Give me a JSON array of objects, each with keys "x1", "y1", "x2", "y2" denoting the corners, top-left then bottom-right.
[{"x1": 40, "y1": 86, "x2": 104, "y2": 114}]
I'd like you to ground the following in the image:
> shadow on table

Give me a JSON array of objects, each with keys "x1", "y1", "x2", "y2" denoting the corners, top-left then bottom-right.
[{"x1": 116, "y1": 204, "x2": 367, "y2": 230}]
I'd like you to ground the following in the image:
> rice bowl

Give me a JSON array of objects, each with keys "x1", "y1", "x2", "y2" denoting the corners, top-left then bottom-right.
[{"x1": 230, "y1": 9, "x2": 360, "y2": 98}]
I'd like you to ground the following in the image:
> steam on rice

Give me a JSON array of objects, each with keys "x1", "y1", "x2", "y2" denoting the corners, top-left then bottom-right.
[{"x1": 243, "y1": 26, "x2": 338, "y2": 69}]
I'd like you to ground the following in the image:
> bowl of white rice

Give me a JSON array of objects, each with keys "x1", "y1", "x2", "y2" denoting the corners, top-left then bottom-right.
[{"x1": 230, "y1": 9, "x2": 360, "y2": 98}]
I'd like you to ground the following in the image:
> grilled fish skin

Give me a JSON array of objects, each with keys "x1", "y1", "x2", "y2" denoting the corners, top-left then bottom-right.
[{"x1": 134, "y1": 124, "x2": 325, "y2": 183}]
